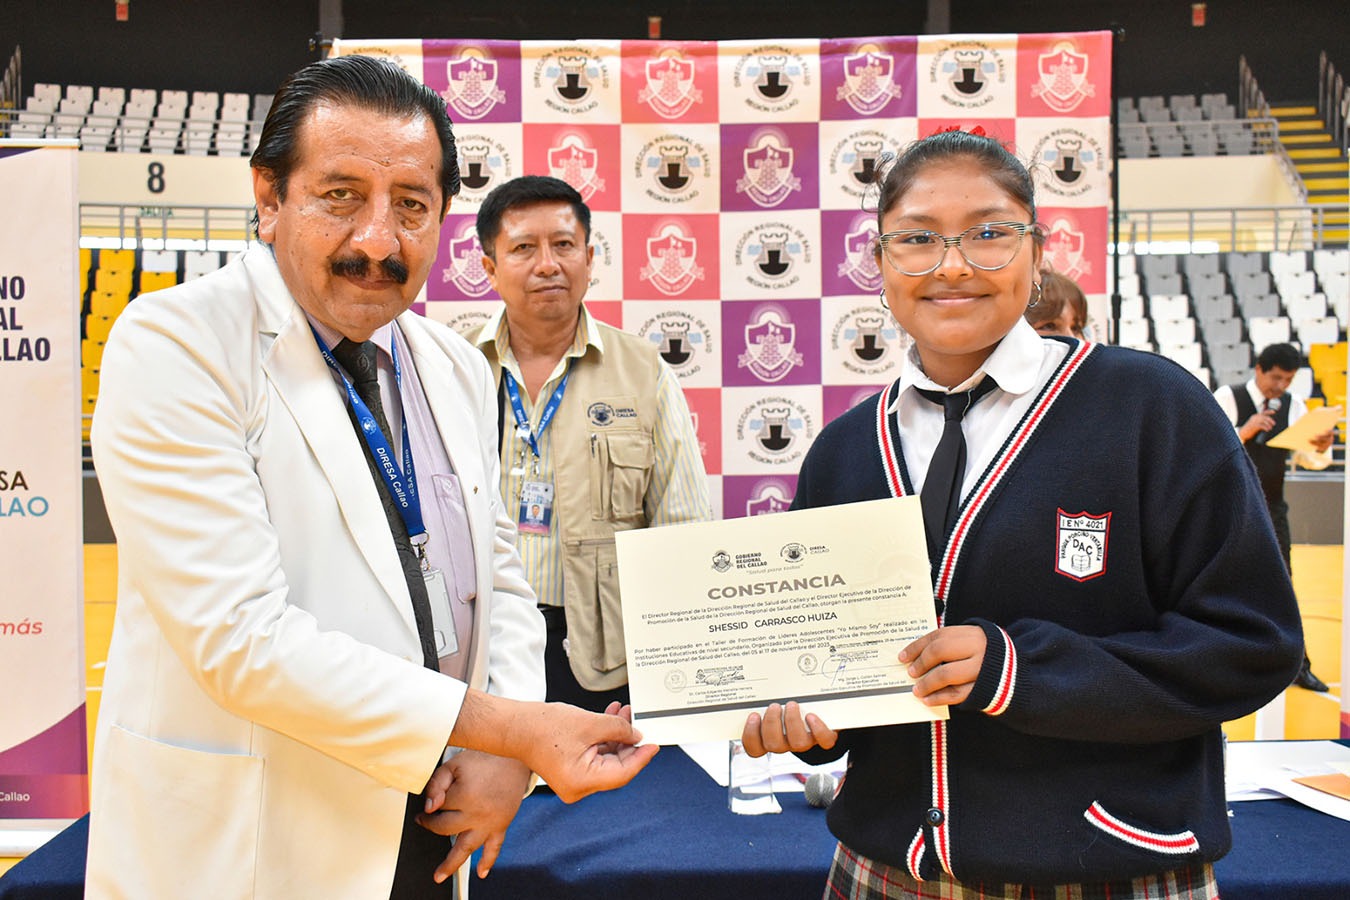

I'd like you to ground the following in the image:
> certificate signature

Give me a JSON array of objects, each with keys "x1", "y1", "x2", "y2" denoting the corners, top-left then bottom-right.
[{"x1": 617, "y1": 496, "x2": 945, "y2": 744}]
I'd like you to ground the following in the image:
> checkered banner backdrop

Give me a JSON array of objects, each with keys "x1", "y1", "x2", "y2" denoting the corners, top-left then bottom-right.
[{"x1": 332, "y1": 31, "x2": 1112, "y2": 519}]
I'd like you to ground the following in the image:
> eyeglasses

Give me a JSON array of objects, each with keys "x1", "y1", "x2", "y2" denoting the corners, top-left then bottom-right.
[{"x1": 876, "y1": 222, "x2": 1036, "y2": 276}]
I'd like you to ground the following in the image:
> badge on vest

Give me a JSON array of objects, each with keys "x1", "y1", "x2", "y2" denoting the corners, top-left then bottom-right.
[{"x1": 1055, "y1": 508, "x2": 1111, "y2": 581}]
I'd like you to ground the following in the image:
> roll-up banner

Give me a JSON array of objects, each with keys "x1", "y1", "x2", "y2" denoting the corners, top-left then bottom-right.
[{"x1": 0, "y1": 140, "x2": 88, "y2": 853}]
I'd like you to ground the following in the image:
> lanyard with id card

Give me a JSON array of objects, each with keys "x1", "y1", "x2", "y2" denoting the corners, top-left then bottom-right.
[
  {"x1": 504, "y1": 366, "x2": 569, "y2": 536},
  {"x1": 312, "y1": 328, "x2": 461, "y2": 666}
]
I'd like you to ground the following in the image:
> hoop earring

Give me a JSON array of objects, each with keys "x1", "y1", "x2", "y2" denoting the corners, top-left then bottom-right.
[
  {"x1": 878, "y1": 289, "x2": 890, "y2": 311},
  {"x1": 1027, "y1": 281, "x2": 1042, "y2": 309}
]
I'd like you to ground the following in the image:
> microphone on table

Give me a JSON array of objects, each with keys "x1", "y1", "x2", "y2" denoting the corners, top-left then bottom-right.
[
  {"x1": 1254, "y1": 397, "x2": 1282, "y2": 444},
  {"x1": 804, "y1": 772, "x2": 837, "y2": 809}
]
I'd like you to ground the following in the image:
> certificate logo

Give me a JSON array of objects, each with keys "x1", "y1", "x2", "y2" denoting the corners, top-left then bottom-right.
[
  {"x1": 781, "y1": 542, "x2": 807, "y2": 563},
  {"x1": 711, "y1": 550, "x2": 732, "y2": 572},
  {"x1": 665, "y1": 669, "x2": 688, "y2": 692},
  {"x1": 797, "y1": 653, "x2": 818, "y2": 675},
  {"x1": 1055, "y1": 508, "x2": 1111, "y2": 582}
]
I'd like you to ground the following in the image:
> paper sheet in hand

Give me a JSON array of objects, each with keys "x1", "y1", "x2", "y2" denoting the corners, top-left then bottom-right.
[
  {"x1": 616, "y1": 496, "x2": 945, "y2": 745},
  {"x1": 1265, "y1": 405, "x2": 1342, "y2": 451}
]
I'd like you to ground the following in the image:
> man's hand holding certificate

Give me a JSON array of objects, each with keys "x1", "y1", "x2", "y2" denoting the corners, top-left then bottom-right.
[{"x1": 616, "y1": 496, "x2": 945, "y2": 745}]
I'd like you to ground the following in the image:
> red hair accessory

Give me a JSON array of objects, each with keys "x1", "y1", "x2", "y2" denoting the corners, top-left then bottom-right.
[{"x1": 930, "y1": 124, "x2": 987, "y2": 137}]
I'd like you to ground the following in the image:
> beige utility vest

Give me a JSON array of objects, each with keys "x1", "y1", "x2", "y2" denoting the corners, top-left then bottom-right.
[{"x1": 483, "y1": 322, "x2": 662, "y2": 691}]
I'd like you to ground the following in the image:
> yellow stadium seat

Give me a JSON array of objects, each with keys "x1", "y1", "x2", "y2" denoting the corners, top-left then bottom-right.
[
  {"x1": 94, "y1": 267, "x2": 133, "y2": 295},
  {"x1": 86, "y1": 315, "x2": 115, "y2": 343},
  {"x1": 1307, "y1": 342, "x2": 1347, "y2": 378},
  {"x1": 137, "y1": 270, "x2": 178, "y2": 294},
  {"x1": 81, "y1": 338, "x2": 105, "y2": 368},
  {"x1": 89, "y1": 290, "x2": 128, "y2": 319},
  {"x1": 99, "y1": 248, "x2": 134, "y2": 272}
]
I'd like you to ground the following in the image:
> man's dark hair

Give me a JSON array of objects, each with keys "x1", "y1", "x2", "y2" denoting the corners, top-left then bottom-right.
[
  {"x1": 1256, "y1": 342, "x2": 1301, "y2": 373},
  {"x1": 251, "y1": 55, "x2": 460, "y2": 214},
  {"x1": 476, "y1": 176, "x2": 591, "y2": 259}
]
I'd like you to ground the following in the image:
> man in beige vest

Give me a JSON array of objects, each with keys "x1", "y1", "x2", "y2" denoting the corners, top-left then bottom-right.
[{"x1": 474, "y1": 176, "x2": 712, "y2": 712}]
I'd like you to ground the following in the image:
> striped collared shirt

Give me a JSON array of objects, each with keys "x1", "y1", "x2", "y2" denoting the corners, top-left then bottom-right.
[{"x1": 476, "y1": 304, "x2": 711, "y2": 608}]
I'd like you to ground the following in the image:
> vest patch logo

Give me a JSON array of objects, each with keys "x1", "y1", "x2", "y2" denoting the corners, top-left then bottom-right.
[
  {"x1": 1032, "y1": 41, "x2": 1096, "y2": 113},
  {"x1": 588, "y1": 401, "x2": 637, "y2": 426},
  {"x1": 441, "y1": 48, "x2": 507, "y2": 120},
  {"x1": 1055, "y1": 508, "x2": 1111, "y2": 582}
]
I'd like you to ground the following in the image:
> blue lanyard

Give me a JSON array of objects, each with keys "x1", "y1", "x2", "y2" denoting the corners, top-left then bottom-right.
[
  {"x1": 503, "y1": 365, "x2": 570, "y2": 460},
  {"x1": 313, "y1": 328, "x2": 427, "y2": 543}
]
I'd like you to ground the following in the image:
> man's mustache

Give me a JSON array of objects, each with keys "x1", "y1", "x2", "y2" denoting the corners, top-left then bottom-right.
[{"x1": 331, "y1": 256, "x2": 409, "y2": 284}]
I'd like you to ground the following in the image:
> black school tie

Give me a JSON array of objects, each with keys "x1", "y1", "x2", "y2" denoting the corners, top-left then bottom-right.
[
  {"x1": 917, "y1": 377, "x2": 998, "y2": 564},
  {"x1": 330, "y1": 338, "x2": 438, "y2": 672}
]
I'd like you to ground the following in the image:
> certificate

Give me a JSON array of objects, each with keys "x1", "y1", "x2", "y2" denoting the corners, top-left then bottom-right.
[
  {"x1": 1265, "y1": 405, "x2": 1342, "y2": 451},
  {"x1": 616, "y1": 496, "x2": 945, "y2": 745}
]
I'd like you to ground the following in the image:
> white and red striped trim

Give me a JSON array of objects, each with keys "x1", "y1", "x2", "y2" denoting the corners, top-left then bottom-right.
[
  {"x1": 982, "y1": 625, "x2": 1017, "y2": 716},
  {"x1": 1084, "y1": 802, "x2": 1201, "y2": 856},
  {"x1": 875, "y1": 379, "x2": 907, "y2": 498},
  {"x1": 905, "y1": 830, "x2": 926, "y2": 881},
  {"x1": 934, "y1": 340, "x2": 1096, "y2": 606},
  {"x1": 930, "y1": 720, "x2": 953, "y2": 874}
]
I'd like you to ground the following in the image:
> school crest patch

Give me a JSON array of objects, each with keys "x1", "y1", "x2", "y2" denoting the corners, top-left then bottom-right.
[{"x1": 1055, "y1": 509, "x2": 1110, "y2": 581}]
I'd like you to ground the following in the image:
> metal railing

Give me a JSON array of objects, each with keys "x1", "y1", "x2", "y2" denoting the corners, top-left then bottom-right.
[
  {"x1": 80, "y1": 203, "x2": 257, "y2": 248},
  {"x1": 1116, "y1": 205, "x2": 1348, "y2": 253},
  {"x1": 1318, "y1": 50, "x2": 1349, "y2": 156}
]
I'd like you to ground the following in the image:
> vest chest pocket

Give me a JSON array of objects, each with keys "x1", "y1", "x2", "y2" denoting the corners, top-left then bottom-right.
[{"x1": 591, "y1": 430, "x2": 654, "y2": 522}]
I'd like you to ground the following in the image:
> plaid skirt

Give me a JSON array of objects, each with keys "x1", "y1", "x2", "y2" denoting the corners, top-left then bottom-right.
[{"x1": 824, "y1": 843, "x2": 1220, "y2": 900}]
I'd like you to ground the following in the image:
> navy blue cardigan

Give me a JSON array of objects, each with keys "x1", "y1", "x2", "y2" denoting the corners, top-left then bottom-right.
[{"x1": 794, "y1": 341, "x2": 1303, "y2": 885}]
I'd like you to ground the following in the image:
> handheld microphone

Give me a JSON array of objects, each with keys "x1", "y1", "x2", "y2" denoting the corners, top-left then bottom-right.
[
  {"x1": 804, "y1": 772, "x2": 837, "y2": 809},
  {"x1": 1254, "y1": 397, "x2": 1282, "y2": 444}
]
